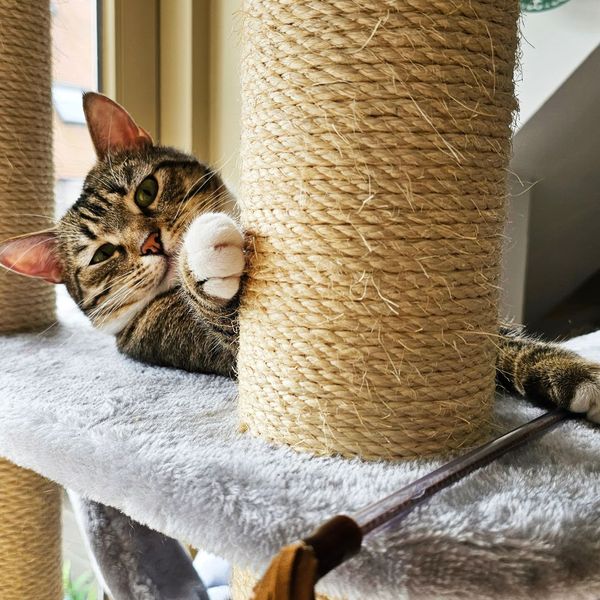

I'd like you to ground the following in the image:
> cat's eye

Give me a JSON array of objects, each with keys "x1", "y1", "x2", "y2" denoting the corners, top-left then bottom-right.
[
  {"x1": 135, "y1": 176, "x2": 158, "y2": 208},
  {"x1": 90, "y1": 243, "x2": 117, "y2": 265}
]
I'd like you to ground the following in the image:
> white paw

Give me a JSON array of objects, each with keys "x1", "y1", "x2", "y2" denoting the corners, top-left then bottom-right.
[
  {"x1": 571, "y1": 378, "x2": 600, "y2": 424},
  {"x1": 183, "y1": 212, "x2": 244, "y2": 300}
]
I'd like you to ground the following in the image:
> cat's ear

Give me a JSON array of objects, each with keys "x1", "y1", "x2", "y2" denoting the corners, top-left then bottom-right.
[
  {"x1": 83, "y1": 92, "x2": 153, "y2": 160},
  {"x1": 0, "y1": 231, "x2": 64, "y2": 284}
]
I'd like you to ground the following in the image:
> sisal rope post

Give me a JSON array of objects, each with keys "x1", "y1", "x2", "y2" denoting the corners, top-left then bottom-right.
[
  {"x1": 238, "y1": 0, "x2": 519, "y2": 461},
  {"x1": 237, "y1": 3, "x2": 519, "y2": 595},
  {"x1": 0, "y1": 462, "x2": 63, "y2": 600},
  {"x1": 0, "y1": 2, "x2": 62, "y2": 598}
]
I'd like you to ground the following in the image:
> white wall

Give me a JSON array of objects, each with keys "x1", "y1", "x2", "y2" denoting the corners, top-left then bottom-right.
[
  {"x1": 516, "y1": 0, "x2": 600, "y2": 128},
  {"x1": 510, "y1": 46, "x2": 600, "y2": 325},
  {"x1": 501, "y1": 1, "x2": 600, "y2": 325},
  {"x1": 501, "y1": 186, "x2": 530, "y2": 323}
]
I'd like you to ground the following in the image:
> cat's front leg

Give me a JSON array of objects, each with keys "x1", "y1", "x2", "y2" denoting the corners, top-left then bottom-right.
[{"x1": 180, "y1": 212, "x2": 245, "y2": 306}]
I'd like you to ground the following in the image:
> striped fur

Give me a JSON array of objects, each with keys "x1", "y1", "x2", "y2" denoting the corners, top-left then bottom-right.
[
  {"x1": 56, "y1": 144, "x2": 239, "y2": 377},
  {"x1": 497, "y1": 325, "x2": 600, "y2": 422}
]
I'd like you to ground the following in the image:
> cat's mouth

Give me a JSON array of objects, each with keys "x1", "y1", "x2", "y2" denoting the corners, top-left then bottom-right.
[
  {"x1": 154, "y1": 234, "x2": 183, "y2": 291},
  {"x1": 160, "y1": 255, "x2": 178, "y2": 288}
]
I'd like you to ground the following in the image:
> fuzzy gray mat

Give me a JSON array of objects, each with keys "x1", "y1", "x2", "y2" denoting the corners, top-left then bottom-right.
[{"x1": 1, "y1": 306, "x2": 600, "y2": 600}]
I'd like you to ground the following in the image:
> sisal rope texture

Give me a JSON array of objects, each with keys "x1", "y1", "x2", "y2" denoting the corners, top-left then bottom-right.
[
  {"x1": 232, "y1": 566, "x2": 337, "y2": 600},
  {"x1": 238, "y1": 0, "x2": 519, "y2": 461},
  {"x1": 0, "y1": 461, "x2": 62, "y2": 600},
  {"x1": 0, "y1": 0, "x2": 56, "y2": 333},
  {"x1": 0, "y1": 2, "x2": 62, "y2": 599}
]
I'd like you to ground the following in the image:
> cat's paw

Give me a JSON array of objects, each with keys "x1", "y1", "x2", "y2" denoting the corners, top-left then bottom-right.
[
  {"x1": 570, "y1": 374, "x2": 600, "y2": 424},
  {"x1": 183, "y1": 212, "x2": 245, "y2": 300}
]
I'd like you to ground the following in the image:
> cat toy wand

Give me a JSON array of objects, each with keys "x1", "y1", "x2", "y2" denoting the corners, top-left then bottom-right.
[{"x1": 250, "y1": 407, "x2": 574, "y2": 600}]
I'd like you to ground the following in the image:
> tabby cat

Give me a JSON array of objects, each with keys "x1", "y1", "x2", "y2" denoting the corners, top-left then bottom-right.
[{"x1": 1, "y1": 92, "x2": 599, "y2": 423}]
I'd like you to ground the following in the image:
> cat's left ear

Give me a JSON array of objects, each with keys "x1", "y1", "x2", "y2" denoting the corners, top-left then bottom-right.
[
  {"x1": 0, "y1": 231, "x2": 64, "y2": 284},
  {"x1": 83, "y1": 92, "x2": 154, "y2": 160}
]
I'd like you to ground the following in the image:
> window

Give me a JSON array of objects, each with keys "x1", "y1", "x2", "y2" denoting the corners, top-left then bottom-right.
[
  {"x1": 53, "y1": 0, "x2": 97, "y2": 219},
  {"x1": 53, "y1": 84, "x2": 88, "y2": 125}
]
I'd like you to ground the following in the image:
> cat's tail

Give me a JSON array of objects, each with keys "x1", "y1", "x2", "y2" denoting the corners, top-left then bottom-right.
[{"x1": 496, "y1": 325, "x2": 600, "y2": 423}]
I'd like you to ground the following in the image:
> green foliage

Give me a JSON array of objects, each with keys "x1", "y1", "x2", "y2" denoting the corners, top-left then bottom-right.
[
  {"x1": 521, "y1": 0, "x2": 571, "y2": 12},
  {"x1": 62, "y1": 560, "x2": 98, "y2": 600}
]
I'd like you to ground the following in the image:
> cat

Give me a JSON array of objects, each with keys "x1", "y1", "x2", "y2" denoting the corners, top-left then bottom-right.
[{"x1": 1, "y1": 91, "x2": 599, "y2": 424}]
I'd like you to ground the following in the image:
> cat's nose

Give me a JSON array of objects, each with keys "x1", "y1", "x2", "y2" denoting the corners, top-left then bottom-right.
[{"x1": 141, "y1": 231, "x2": 164, "y2": 256}]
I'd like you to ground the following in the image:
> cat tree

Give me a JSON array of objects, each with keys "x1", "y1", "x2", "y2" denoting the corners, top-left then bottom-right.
[
  {"x1": 0, "y1": 2, "x2": 62, "y2": 599},
  {"x1": 1, "y1": 1, "x2": 599, "y2": 599}
]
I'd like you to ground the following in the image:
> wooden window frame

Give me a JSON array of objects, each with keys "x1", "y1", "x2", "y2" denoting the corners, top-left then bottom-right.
[{"x1": 98, "y1": 0, "x2": 212, "y2": 160}]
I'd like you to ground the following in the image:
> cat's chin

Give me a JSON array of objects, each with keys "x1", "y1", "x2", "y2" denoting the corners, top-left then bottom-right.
[
  {"x1": 94, "y1": 261, "x2": 178, "y2": 335},
  {"x1": 159, "y1": 255, "x2": 179, "y2": 290},
  {"x1": 95, "y1": 299, "x2": 151, "y2": 335}
]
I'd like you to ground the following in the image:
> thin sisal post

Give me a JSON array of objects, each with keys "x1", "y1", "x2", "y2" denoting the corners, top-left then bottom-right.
[
  {"x1": 0, "y1": 2, "x2": 62, "y2": 599},
  {"x1": 238, "y1": 0, "x2": 519, "y2": 461}
]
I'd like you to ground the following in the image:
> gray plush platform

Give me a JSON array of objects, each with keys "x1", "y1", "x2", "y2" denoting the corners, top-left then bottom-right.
[{"x1": 1, "y1": 300, "x2": 600, "y2": 600}]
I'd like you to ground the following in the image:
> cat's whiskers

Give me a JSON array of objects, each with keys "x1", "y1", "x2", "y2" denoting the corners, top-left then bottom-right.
[
  {"x1": 202, "y1": 185, "x2": 229, "y2": 212},
  {"x1": 81, "y1": 268, "x2": 142, "y2": 312},
  {"x1": 87, "y1": 275, "x2": 141, "y2": 319},
  {"x1": 92, "y1": 275, "x2": 143, "y2": 312},
  {"x1": 35, "y1": 317, "x2": 62, "y2": 338},
  {"x1": 89, "y1": 262, "x2": 165, "y2": 328},
  {"x1": 171, "y1": 182, "x2": 229, "y2": 235},
  {"x1": 90, "y1": 278, "x2": 147, "y2": 328},
  {"x1": 170, "y1": 169, "x2": 221, "y2": 226},
  {"x1": 207, "y1": 149, "x2": 237, "y2": 174},
  {"x1": 170, "y1": 169, "x2": 218, "y2": 223},
  {"x1": 167, "y1": 188, "x2": 230, "y2": 250},
  {"x1": 52, "y1": 327, "x2": 87, "y2": 354},
  {"x1": 36, "y1": 274, "x2": 141, "y2": 345},
  {"x1": 10, "y1": 213, "x2": 57, "y2": 224},
  {"x1": 170, "y1": 149, "x2": 237, "y2": 225}
]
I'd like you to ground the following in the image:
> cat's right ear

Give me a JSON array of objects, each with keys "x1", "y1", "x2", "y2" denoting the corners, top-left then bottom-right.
[
  {"x1": 83, "y1": 92, "x2": 154, "y2": 160},
  {"x1": 0, "y1": 231, "x2": 64, "y2": 284}
]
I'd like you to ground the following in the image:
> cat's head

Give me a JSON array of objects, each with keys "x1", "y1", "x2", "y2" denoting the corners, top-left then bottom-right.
[{"x1": 0, "y1": 92, "x2": 232, "y2": 333}]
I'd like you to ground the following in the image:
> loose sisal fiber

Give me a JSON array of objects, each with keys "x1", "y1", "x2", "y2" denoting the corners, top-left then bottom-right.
[
  {"x1": 238, "y1": 0, "x2": 520, "y2": 460},
  {"x1": 0, "y1": 2, "x2": 62, "y2": 599}
]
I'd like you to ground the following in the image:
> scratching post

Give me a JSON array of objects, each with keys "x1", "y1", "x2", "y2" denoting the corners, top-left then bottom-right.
[
  {"x1": 238, "y1": 0, "x2": 519, "y2": 460},
  {"x1": 0, "y1": 462, "x2": 62, "y2": 600},
  {"x1": 0, "y1": 0, "x2": 56, "y2": 333},
  {"x1": 0, "y1": 2, "x2": 62, "y2": 599}
]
